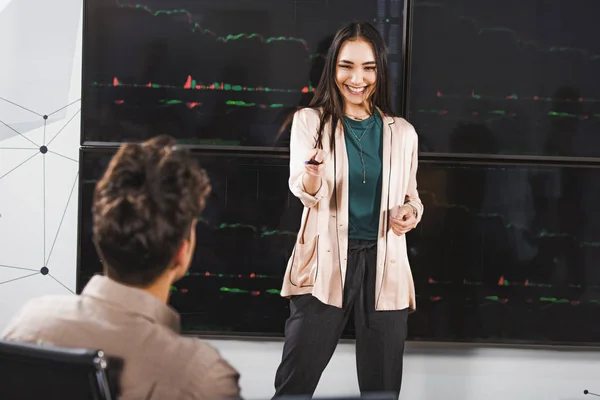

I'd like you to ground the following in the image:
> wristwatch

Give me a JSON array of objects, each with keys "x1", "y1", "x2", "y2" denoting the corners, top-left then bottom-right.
[{"x1": 406, "y1": 203, "x2": 418, "y2": 218}]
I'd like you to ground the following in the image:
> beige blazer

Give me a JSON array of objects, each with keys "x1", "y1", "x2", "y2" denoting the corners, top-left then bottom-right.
[{"x1": 280, "y1": 107, "x2": 424, "y2": 311}]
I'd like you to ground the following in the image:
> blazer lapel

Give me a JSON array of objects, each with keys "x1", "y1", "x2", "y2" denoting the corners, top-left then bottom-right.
[
  {"x1": 377, "y1": 108, "x2": 394, "y2": 236},
  {"x1": 333, "y1": 119, "x2": 349, "y2": 284},
  {"x1": 375, "y1": 108, "x2": 395, "y2": 308}
]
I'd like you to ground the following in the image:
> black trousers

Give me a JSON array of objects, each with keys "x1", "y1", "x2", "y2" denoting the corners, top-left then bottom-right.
[{"x1": 274, "y1": 239, "x2": 409, "y2": 399}]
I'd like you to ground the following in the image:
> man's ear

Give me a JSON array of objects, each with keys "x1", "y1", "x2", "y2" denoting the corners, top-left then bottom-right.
[{"x1": 171, "y1": 220, "x2": 197, "y2": 274}]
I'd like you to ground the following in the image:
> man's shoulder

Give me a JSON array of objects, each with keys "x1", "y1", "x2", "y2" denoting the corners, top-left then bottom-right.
[
  {"x1": 169, "y1": 335, "x2": 225, "y2": 368},
  {"x1": 164, "y1": 336, "x2": 240, "y2": 397},
  {"x1": 9, "y1": 294, "x2": 78, "y2": 320},
  {"x1": 1, "y1": 294, "x2": 80, "y2": 340}
]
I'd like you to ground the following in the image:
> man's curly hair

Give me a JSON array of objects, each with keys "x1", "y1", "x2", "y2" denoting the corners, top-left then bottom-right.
[{"x1": 92, "y1": 135, "x2": 211, "y2": 286}]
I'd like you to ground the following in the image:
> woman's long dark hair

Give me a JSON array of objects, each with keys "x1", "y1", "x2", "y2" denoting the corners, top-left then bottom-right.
[{"x1": 283, "y1": 22, "x2": 396, "y2": 151}]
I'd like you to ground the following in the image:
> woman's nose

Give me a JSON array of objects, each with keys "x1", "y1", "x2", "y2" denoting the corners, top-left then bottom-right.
[{"x1": 350, "y1": 72, "x2": 364, "y2": 84}]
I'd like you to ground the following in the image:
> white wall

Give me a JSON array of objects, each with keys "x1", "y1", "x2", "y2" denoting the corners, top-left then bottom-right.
[
  {"x1": 209, "y1": 339, "x2": 600, "y2": 400},
  {"x1": 0, "y1": 0, "x2": 82, "y2": 328},
  {"x1": 0, "y1": 2, "x2": 599, "y2": 400}
]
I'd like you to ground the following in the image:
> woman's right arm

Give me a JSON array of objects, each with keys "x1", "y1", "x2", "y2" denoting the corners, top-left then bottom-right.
[{"x1": 288, "y1": 109, "x2": 330, "y2": 208}]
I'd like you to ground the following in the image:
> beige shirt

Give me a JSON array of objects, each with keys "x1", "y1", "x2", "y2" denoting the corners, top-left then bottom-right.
[
  {"x1": 280, "y1": 107, "x2": 424, "y2": 311},
  {"x1": 1, "y1": 275, "x2": 241, "y2": 400}
]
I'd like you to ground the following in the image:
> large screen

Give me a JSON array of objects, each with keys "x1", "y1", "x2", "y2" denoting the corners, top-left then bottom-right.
[
  {"x1": 408, "y1": 0, "x2": 600, "y2": 157},
  {"x1": 81, "y1": 0, "x2": 406, "y2": 147},
  {"x1": 78, "y1": 150, "x2": 600, "y2": 344},
  {"x1": 78, "y1": 150, "x2": 301, "y2": 335}
]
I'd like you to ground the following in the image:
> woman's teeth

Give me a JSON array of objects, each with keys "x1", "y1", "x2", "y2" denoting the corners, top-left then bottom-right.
[{"x1": 346, "y1": 85, "x2": 366, "y2": 95}]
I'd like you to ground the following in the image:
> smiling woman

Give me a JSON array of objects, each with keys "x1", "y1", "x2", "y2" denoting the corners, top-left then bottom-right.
[
  {"x1": 274, "y1": 22, "x2": 424, "y2": 400},
  {"x1": 335, "y1": 40, "x2": 378, "y2": 117}
]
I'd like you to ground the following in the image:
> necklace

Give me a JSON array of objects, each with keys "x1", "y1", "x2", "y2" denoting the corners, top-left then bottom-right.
[
  {"x1": 344, "y1": 116, "x2": 376, "y2": 184},
  {"x1": 345, "y1": 112, "x2": 371, "y2": 121}
]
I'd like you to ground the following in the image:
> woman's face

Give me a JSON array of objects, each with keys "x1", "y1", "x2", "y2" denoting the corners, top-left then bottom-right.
[{"x1": 335, "y1": 38, "x2": 377, "y2": 111}]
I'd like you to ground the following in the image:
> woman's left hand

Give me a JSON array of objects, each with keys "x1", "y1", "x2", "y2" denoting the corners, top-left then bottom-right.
[{"x1": 389, "y1": 205, "x2": 417, "y2": 235}]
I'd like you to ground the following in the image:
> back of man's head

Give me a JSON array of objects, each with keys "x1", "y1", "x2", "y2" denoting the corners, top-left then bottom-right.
[{"x1": 91, "y1": 135, "x2": 211, "y2": 287}]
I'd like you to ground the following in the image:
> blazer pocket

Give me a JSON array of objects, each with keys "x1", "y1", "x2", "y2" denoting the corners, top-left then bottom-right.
[{"x1": 289, "y1": 235, "x2": 319, "y2": 287}]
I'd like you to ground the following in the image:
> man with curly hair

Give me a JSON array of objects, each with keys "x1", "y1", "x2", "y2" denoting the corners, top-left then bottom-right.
[{"x1": 2, "y1": 135, "x2": 241, "y2": 400}]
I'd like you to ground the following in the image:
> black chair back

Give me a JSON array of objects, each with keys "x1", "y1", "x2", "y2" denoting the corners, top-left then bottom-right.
[
  {"x1": 274, "y1": 394, "x2": 398, "y2": 400},
  {"x1": 0, "y1": 339, "x2": 120, "y2": 400}
]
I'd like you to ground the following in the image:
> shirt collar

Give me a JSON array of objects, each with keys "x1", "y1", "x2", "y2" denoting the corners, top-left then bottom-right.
[{"x1": 81, "y1": 275, "x2": 181, "y2": 333}]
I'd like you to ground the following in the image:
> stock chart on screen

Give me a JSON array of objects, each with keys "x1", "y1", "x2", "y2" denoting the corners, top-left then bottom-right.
[
  {"x1": 82, "y1": 0, "x2": 406, "y2": 146},
  {"x1": 78, "y1": 0, "x2": 600, "y2": 345},
  {"x1": 408, "y1": 0, "x2": 600, "y2": 157},
  {"x1": 79, "y1": 150, "x2": 600, "y2": 344}
]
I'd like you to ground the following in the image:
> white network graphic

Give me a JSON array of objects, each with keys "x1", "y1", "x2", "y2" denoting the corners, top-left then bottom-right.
[{"x1": 0, "y1": 96, "x2": 80, "y2": 293}]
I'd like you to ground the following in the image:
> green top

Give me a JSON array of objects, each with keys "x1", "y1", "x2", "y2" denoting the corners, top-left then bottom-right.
[{"x1": 343, "y1": 112, "x2": 383, "y2": 240}]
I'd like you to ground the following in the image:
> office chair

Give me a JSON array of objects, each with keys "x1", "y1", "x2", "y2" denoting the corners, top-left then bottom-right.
[{"x1": 0, "y1": 339, "x2": 120, "y2": 400}]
